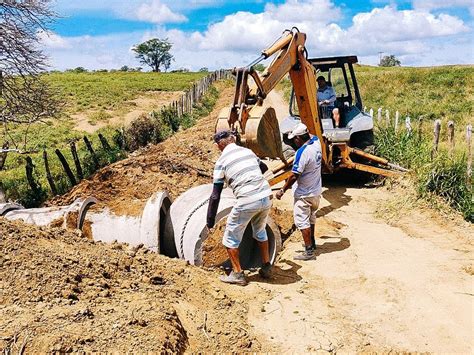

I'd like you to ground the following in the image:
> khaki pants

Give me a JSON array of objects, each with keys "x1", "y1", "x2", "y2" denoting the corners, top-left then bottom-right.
[{"x1": 293, "y1": 195, "x2": 320, "y2": 229}]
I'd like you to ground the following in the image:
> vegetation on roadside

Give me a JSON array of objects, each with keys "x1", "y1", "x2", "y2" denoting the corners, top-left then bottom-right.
[
  {"x1": 124, "y1": 86, "x2": 219, "y2": 151},
  {"x1": 375, "y1": 123, "x2": 472, "y2": 222}
]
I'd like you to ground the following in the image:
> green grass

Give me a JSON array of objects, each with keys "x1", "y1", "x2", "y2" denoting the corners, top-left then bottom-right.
[{"x1": 355, "y1": 65, "x2": 474, "y2": 125}]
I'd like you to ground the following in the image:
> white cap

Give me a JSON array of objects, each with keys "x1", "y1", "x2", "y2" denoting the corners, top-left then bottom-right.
[{"x1": 287, "y1": 122, "x2": 309, "y2": 139}]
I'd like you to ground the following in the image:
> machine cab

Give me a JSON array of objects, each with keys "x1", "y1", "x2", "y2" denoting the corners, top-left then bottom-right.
[{"x1": 287, "y1": 55, "x2": 374, "y2": 149}]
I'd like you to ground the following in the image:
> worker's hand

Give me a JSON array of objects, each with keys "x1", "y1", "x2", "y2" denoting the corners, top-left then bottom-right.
[
  {"x1": 206, "y1": 218, "x2": 215, "y2": 229},
  {"x1": 275, "y1": 189, "x2": 285, "y2": 200}
]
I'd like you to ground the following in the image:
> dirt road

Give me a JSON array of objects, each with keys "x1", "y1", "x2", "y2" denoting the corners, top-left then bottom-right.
[{"x1": 239, "y1": 185, "x2": 473, "y2": 352}]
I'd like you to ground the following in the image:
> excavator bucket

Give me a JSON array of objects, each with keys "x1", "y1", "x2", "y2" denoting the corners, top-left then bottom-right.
[{"x1": 216, "y1": 106, "x2": 284, "y2": 160}]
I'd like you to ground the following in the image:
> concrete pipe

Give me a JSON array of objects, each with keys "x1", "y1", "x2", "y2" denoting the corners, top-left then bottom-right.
[
  {"x1": 86, "y1": 191, "x2": 171, "y2": 252},
  {"x1": 4, "y1": 197, "x2": 97, "y2": 229},
  {"x1": 163, "y1": 184, "x2": 281, "y2": 269},
  {"x1": 0, "y1": 202, "x2": 24, "y2": 216}
]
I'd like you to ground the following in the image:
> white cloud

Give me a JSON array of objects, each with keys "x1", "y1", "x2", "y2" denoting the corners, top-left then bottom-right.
[
  {"x1": 349, "y1": 6, "x2": 468, "y2": 42},
  {"x1": 43, "y1": 0, "x2": 473, "y2": 70},
  {"x1": 37, "y1": 30, "x2": 71, "y2": 49},
  {"x1": 412, "y1": 0, "x2": 473, "y2": 10},
  {"x1": 135, "y1": 0, "x2": 187, "y2": 24}
]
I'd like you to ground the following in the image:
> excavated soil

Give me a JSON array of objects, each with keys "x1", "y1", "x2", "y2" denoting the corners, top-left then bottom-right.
[
  {"x1": 202, "y1": 219, "x2": 229, "y2": 267},
  {"x1": 0, "y1": 218, "x2": 258, "y2": 353}
]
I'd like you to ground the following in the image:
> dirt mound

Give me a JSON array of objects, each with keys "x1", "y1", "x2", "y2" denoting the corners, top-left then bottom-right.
[
  {"x1": 0, "y1": 218, "x2": 259, "y2": 353},
  {"x1": 47, "y1": 85, "x2": 229, "y2": 216}
]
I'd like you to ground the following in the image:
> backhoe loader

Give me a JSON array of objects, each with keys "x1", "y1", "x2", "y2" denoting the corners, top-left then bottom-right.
[{"x1": 216, "y1": 28, "x2": 407, "y2": 185}]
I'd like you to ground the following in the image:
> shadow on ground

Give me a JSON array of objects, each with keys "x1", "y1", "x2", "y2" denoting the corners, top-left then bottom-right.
[{"x1": 248, "y1": 260, "x2": 302, "y2": 285}]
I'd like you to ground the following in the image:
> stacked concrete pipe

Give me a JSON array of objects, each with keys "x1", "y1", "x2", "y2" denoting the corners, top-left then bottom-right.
[
  {"x1": 3, "y1": 197, "x2": 97, "y2": 229},
  {"x1": 85, "y1": 191, "x2": 172, "y2": 252},
  {"x1": 163, "y1": 184, "x2": 281, "y2": 269},
  {"x1": 0, "y1": 202, "x2": 24, "y2": 216}
]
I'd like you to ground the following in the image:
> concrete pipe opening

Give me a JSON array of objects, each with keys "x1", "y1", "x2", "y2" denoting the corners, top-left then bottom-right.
[
  {"x1": 163, "y1": 184, "x2": 281, "y2": 269},
  {"x1": 85, "y1": 191, "x2": 171, "y2": 253}
]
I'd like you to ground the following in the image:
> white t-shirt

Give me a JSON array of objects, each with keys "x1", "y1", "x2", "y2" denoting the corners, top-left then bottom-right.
[
  {"x1": 291, "y1": 136, "x2": 323, "y2": 198},
  {"x1": 213, "y1": 143, "x2": 271, "y2": 205}
]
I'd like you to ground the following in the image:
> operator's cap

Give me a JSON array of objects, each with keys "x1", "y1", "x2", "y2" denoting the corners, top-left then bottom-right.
[
  {"x1": 213, "y1": 130, "x2": 233, "y2": 143},
  {"x1": 287, "y1": 123, "x2": 309, "y2": 139}
]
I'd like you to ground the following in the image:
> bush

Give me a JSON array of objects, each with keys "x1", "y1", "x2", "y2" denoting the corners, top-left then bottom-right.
[
  {"x1": 124, "y1": 113, "x2": 169, "y2": 151},
  {"x1": 375, "y1": 122, "x2": 472, "y2": 222}
]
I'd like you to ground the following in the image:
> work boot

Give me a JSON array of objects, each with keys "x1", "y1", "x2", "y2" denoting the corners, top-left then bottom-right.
[
  {"x1": 298, "y1": 242, "x2": 316, "y2": 252},
  {"x1": 294, "y1": 249, "x2": 316, "y2": 261},
  {"x1": 220, "y1": 271, "x2": 248, "y2": 286},
  {"x1": 258, "y1": 262, "x2": 272, "y2": 279}
]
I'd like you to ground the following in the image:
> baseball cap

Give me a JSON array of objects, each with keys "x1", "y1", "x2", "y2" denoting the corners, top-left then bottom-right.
[
  {"x1": 213, "y1": 130, "x2": 233, "y2": 143},
  {"x1": 287, "y1": 123, "x2": 309, "y2": 139}
]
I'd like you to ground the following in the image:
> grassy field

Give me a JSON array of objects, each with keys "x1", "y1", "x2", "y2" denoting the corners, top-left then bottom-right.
[{"x1": 45, "y1": 71, "x2": 206, "y2": 113}]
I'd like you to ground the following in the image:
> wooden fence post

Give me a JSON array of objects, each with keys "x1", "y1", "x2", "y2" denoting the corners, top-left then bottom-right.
[
  {"x1": 385, "y1": 109, "x2": 390, "y2": 125},
  {"x1": 405, "y1": 116, "x2": 412, "y2": 135},
  {"x1": 369, "y1": 108, "x2": 373, "y2": 119},
  {"x1": 69, "y1": 141, "x2": 83, "y2": 180},
  {"x1": 466, "y1": 124, "x2": 472, "y2": 185},
  {"x1": 25, "y1": 156, "x2": 40, "y2": 192},
  {"x1": 43, "y1": 150, "x2": 58, "y2": 195},
  {"x1": 0, "y1": 141, "x2": 8, "y2": 171},
  {"x1": 377, "y1": 107, "x2": 382, "y2": 123},
  {"x1": 395, "y1": 111, "x2": 399, "y2": 132},
  {"x1": 447, "y1": 120, "x2": 455, "y2": 155},
  {"x1": 431, "y1": 119, "x2": 441, "y2": 159},
  {"x1": 417, "y1": 116, "x2": 424, "y2": 140},
  {"x1": 83, "y1": 136, "x2": 99, "y2": 170},
  {"x1": 98, "y1": 133, "x2": 112, "y2": 151},
  {"x1": 55, "y1": 149, "x2": 76, "y2": 186}
]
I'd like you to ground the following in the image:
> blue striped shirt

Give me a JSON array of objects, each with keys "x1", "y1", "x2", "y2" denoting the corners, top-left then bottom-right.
[{"x1": 213, "y1": 143, "x2": 271, "y2": 205}]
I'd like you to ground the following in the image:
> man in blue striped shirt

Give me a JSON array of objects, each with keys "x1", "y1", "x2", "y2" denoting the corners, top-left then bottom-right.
[
  {"x1": 206, "y1": 130, "x2": 273, "y2": 285},
  {"x1": 276, "y1": 123, "x2": 322, "y2": 261}
]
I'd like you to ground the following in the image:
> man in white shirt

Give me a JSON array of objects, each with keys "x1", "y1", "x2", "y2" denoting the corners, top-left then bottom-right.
[
  {"x1": 207, "y1": 130, "x2": 273, "y2": 285},
  {"x1": 317, "y1": 76, "x2": 341, "y2": 128},
  {"x1": 276, "y1": 123, "x2": 323, "y2": 261}
]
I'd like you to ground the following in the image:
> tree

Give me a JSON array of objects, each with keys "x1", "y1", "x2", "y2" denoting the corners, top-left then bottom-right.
[
  {"x1": 120, "y1": 65, "x2": 129, "y2": 72},
  {"x1": 0, "y1": 0, "x2": 60, "y2": 155},
  {"x1": 379, "y1": 55, "x2": 401, "y2": 67},
  {"x1": 199, "y1": 67, "x2": 209, "y2": 72},
  {"x1": 132, "y1": 38, "x2": 174, "y2": 72}
]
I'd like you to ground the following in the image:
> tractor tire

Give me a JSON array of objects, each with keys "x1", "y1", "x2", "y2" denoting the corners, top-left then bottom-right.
[{"x1": 350, "y1": 129, "x2": 375, "y2": 153}]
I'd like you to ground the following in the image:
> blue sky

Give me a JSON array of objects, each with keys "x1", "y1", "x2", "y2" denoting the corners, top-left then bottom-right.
[{"x1": 40, "y1": 0, "x2": 474, "y2": 70}]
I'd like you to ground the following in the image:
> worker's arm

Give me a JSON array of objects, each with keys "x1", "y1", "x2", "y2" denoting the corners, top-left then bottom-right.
[
  {"x1": 206, "y1": 183, "x2": 224, "y2": 228},
  {"x1": 275, "y1": 172, "x2": 299, "y2": 199}
]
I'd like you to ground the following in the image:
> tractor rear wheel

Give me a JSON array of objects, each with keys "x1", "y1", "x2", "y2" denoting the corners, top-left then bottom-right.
[{"x1": 350, "y1": 129, "x2": 375, "y2": 153}]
